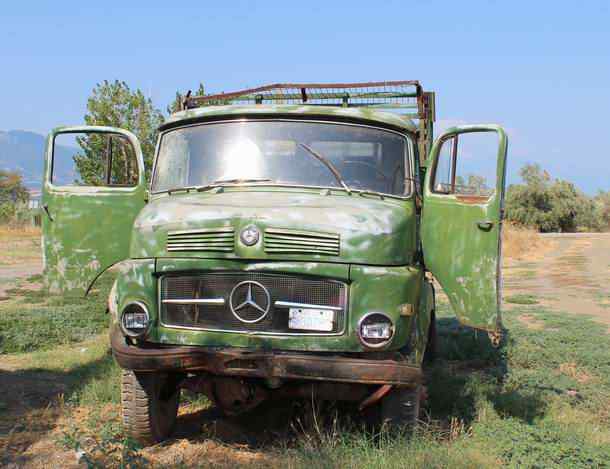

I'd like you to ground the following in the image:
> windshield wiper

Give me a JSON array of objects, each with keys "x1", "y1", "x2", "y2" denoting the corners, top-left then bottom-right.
[
  {"x1": 297, "y1": 143, "x2": 352, "y2": 195},
  {"x1": 163, "y1": 185, "x2": 214, "y2": 195},
  {"x1": 161, "y1": 179, "x2": 275, "y2": 195}
]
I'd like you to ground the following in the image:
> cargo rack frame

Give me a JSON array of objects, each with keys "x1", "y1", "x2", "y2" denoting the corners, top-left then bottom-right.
[{"x1": 181, "y1": 81, "x2": 435, "y2": 164}]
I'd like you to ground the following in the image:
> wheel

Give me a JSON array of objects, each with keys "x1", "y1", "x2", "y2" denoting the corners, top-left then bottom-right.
[
  {"x1": 121, "y1": 370, "x2": 181, "y2": 445},
  {"x1": 380, "y1": 385, "x2": 422, "y2": 432},
  {"x1": 424, "y1": 310, "x2": 437, "y2": 363}
]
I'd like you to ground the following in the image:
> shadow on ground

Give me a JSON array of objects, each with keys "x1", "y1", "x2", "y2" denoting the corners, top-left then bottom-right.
[
  {"x1": 0, "y1": 351, "x2": 115, "y2": 465},
  {"x1": 1, "y1": 315, "x2": 559, "y2": 465}
]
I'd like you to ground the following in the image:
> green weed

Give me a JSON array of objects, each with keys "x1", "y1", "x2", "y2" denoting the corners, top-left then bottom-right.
[
  {"x1": 279, "y1": 300, "x2": 610, "y2": 468},
  {"x1": 504, "y1": 294, "x2": 539, "y2": 305},
  {"x1": 0, "y1": 274, "x2": 114, "y2": 353},
  {"x1": 3, "y1": 277, "x2": 610, "y2": 467}
]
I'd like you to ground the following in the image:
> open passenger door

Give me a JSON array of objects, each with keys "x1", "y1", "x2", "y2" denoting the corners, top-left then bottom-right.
[
  {"x1": 421, "y1": 125, "x2": 508, "y2": 334},
  {"x1": 42, "y1": 126, "x2": 147, "y2": 295}
]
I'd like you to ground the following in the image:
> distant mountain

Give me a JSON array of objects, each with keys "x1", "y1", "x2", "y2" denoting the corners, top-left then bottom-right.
[{"x1": 0, "y1": 130, "x2": 74, "y2": 189}]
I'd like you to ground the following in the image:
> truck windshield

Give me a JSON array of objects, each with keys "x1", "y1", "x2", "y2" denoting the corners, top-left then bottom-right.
[{"x1": 152, "y1": 121, "x2": 411, "y2": 196}]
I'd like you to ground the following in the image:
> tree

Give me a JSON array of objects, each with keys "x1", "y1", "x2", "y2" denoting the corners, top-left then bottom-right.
[
  {"x1": 589, "y1": 191, "x2": 610, "y2": 231},
  {"x1": 0, "y1": 170, "x2": 29, "y2": 224},
  {"x1": 77, "y1": 80, "x2": 164, "y2": 182},
  {"x1": 505, "y1": 163, "x2": 598, "y2": 232},
  {"x1": 0, "y1": 170, "x2": 28, "y2": 205},
  {"x1": 167, "y1": 83, "x2": 206, "y2": 115}
]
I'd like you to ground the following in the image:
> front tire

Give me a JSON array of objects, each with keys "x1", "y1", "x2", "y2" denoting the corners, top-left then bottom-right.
[
  {"x1": 380, "y1": 385, "x2": 422, "y2": 432},
  {"x1": 424, "y1": 310, "x2": 438, "y2": 363},
  {"x1": 121, "y1": 370, "x2": 180, "y2": 445}
]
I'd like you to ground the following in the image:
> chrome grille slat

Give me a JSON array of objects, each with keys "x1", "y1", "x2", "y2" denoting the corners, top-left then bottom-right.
[
  {"x1": 167, "y1": 228, "x2": 235, "y2": 252},
  {"x1": 160, "y1": 272, "x2": 347, "y2": 335},
  {"x1": 264, "y1": 228, "x2": 340, "y2": 256},
  {"x1": 168, "y1": 234, "x2": 234, "y2": 240}
]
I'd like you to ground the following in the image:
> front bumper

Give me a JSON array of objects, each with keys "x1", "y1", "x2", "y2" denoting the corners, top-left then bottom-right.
[{"x1": 110, "y1": 326, "x2": 422, "y2": 385}]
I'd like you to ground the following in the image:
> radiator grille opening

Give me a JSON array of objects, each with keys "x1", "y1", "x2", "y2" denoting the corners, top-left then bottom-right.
[
  {"x1": 264, "y1": 228, "x2": 340, "y2": 256},
  {"x1": 160, "y1": 272, "x2": 347, "y2": 334},
  {"x1": 167, "y1": 228, "x2": 235, "y2": 252}
]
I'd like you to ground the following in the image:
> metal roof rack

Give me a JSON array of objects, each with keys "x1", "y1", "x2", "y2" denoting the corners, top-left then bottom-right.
[{"x1": 181, "y1": 81, "x2": 435, "y2": 164}]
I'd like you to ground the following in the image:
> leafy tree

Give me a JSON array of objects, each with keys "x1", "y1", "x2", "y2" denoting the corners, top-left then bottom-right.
[
  {"x1": 75, "y1": 80, "x2": 164, "y2": 182},
  {"x1": 72, "y1": 133, "x2": 137, "y2": 186},
  {"x1": 466, "y1": 174, "x2": 489, "y2": 194},
  {"x1": 167, "y1": 83, "x2": 206, "y2": 115},
  {"x1": 589, "y1": 190, "x2": 610, "y2": 231},
  {"x1": 505, "y1": 164, "x2": 601, "y2": 232},
  {"x1": 597, "y1": 191, "x2": 610, "y2": 227},
  {"x1": 0, "y1": 170, "x2": 28, "y2": 205},
  {"x1": 0, "y1": 170, "x2": 29, "y2": 224}
]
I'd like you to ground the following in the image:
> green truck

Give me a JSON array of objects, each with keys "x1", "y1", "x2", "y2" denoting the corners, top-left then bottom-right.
[{"x1": 41, "y1": 81, "x2": 508, "y2": 444}]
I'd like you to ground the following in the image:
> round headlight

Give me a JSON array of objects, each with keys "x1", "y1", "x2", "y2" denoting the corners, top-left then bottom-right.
[
  {"x1": 357, "y1": 312, "x2": 394, "y2": 348},
  {"x1": 120, "y1": 302, "x2": 150, "y2": 338}
]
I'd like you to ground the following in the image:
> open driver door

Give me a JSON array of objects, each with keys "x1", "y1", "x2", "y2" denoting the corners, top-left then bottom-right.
[{"x1": 421, "y1": 125, "x2": 508, "y2": 341}]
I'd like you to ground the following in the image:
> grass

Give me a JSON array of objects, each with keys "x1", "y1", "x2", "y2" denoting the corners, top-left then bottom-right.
[
  {"x1": 0, "y1": 225, "x2": 41, "y2": 266},
  {"x1": 269, "y1": 301, "x2": 610, "y2": 468},
  {"x1": 504, "y1": 294, "x2": 540, "y2": 305},
  {"x1": 502, "y1": 223, "x2": 552, "y2": 261},
  {"x1": 0, "y1": 274, "x2": 114, "y2": 354},
  {"x1": 6, "y1": 296, "x2": 601, "y2": 468}
]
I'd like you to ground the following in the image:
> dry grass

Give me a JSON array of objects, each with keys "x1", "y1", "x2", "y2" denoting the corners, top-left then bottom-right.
[
  {"x1": 503, "y1": 222, "x2": 552, "y2": 261},
  {"x1": 0, "y1": 225, "x2": 41, "y2": 238},
  {"x1": 0, "y1": 225, "x2": 41, "y2": 267}
]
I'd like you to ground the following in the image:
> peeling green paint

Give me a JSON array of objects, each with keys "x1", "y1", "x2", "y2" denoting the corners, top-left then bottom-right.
[
  {"x1": 421, "y1": 125, "x2": 508, "y2": 332},
  {"x1": 132, "y1": 188, "x2": 417, "y2": 266},
  {"x1": 42, "y1": 112, "x2": 507, "y2": 372},
  {"x1": 42, "y1": 126, "x2": 147, "y2": 295}
]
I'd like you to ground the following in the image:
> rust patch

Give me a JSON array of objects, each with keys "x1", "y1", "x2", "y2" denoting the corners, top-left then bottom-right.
[{"x1": 111, "y1": 327, "x2": 423, "y2": 385}]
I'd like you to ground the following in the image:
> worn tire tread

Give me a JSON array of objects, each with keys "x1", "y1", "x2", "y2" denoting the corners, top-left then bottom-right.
[{"x1": 121, "y1": 370, "x2": 179, "y2": 445}]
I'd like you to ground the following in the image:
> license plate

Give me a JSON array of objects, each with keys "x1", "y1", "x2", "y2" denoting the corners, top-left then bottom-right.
[{"x1": 288, "y1": 308, "x2": 334, "y2": 331}]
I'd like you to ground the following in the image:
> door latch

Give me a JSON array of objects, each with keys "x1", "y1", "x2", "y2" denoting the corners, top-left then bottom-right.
[
  {"x1": 43, "y1": 204, "x2": 53, "y2": 222},
  {"x1": 476, "y1": 220, "x2": 494, "y2": 231}
]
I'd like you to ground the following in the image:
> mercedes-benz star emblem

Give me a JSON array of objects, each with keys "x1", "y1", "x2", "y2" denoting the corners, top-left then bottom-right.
[
  {"x1": 240, "y1": 225, "x2": 260, "y2": 246},
  {"x1": 229, "y1": 280, "x2": 271, "y2": 323}
]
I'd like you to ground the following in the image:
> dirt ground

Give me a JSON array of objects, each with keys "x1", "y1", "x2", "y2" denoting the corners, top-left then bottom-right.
[
  {"x1": 0, "y1": 229, "x2": 42, "y2": 298},
  {"x1": 503, "y1": 233, "x2": 610, "y2": 329}
]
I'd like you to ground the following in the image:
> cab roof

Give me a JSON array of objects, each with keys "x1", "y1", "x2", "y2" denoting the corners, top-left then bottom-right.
[{"x1": 162, "y1": 104, "x2": 418, "y2": 133}]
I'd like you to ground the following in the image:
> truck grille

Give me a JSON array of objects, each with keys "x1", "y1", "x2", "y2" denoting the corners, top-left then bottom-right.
[
  {"x1": 160, "y1": 272, "x2": 347, "y2": 334},
  {"x1": 166, "y1": 228, "x2": 235, "y2": 252},
  {"x1": 264, "y1": 228, "x2": 340, "y2": 256}
]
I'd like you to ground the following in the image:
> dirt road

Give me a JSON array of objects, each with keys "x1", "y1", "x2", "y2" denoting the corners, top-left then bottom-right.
[
  {"x1": 0, "y1": 230, "x2": 42, "y2": 298},
  {"x1": 503, "y1": 233, "x2": 610, "y2": 328}
]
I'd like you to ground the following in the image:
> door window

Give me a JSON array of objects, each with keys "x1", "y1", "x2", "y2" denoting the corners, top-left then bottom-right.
[
  {"x1": 52, "y1": 132, "x2": 138, "y2": 187},
  {"x1": 432, "y1": 131, "x2": 499, "y2": 198}
]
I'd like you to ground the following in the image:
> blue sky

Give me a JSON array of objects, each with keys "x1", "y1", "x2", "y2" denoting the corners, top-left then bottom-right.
[{"x1": 1, "y1": 1, "x2": 608, "y2": 193}]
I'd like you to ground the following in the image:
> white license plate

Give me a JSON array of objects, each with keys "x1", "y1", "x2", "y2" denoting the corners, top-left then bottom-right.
[{"x1": 288, "y1": 308, "x2": 334, "y2": 331}]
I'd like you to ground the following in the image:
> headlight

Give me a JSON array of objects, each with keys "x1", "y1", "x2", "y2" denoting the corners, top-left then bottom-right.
[
  {"x1": 120, "y1": 302, "x2": 150, "y2": 338},
  {"x1": 358, "y1": 312, "x2": 394, "y2": 348}
]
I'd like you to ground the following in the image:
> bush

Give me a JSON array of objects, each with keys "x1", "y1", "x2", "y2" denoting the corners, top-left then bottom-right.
[
  {"x1": 0, "y1": 202, "x2": 16, "y2": 224},
  {"x1": 505, "y1": 164, "x2": 608, "y2": 232}
]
